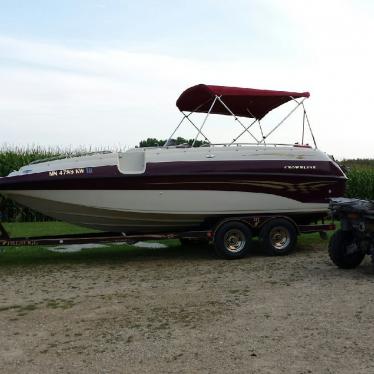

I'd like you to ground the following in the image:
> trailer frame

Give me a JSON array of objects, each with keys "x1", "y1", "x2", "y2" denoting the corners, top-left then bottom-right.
[{"x1": 0, "y1": 216, "x2": 335, "y2": 254}]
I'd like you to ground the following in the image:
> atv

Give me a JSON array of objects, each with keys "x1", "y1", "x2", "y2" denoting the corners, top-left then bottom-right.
[{"x1": 329, "y1": 198, "x2": 374, "y2": 268}]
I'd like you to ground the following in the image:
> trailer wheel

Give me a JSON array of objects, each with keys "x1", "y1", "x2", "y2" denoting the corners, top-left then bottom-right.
[
  {"x1": 214, "y1": 221, "x2": 252, "y2": 259},
  {"x1": 328, "y1": 229, "x2": 365, "y2": 269},
  {"x1": 259, "y1": 218, "x2": 297, "y2": 256}
]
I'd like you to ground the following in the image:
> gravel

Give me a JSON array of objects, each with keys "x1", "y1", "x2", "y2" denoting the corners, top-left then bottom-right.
[{"x1": 1, "y1": 242, "x2": 374, "y2": 373}]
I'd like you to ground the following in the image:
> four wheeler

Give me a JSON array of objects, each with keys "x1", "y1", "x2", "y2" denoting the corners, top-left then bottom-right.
[{"x1": 329, "y1": 198, "x2": 374, "y2": 268}]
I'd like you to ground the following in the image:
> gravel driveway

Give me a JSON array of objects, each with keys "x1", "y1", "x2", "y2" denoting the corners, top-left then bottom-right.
[{"x1": 1, "y1": 241, "x2": 374, "y2": 374}]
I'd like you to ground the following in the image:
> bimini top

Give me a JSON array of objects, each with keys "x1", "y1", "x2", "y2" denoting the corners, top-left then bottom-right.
[{"x1": 176, "y1": 84, "x2": 310, "y2": 120}]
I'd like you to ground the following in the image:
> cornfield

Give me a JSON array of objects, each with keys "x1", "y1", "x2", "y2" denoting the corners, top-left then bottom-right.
[
  {"x1": 0, "y1": 146, "x2": 373, "y2": 222},
  {"x1": 342, "y1": 159, "x2": 374, "y2": 200}
]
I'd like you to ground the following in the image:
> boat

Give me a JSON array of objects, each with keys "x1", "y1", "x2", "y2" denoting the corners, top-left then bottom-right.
[{"x1": 0, "y1": 84, "x2": 347, "y2": 234}]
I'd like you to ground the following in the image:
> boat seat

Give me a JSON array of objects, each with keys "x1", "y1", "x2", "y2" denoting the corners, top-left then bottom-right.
[{"x1": 118, "y1": 151, "x2": 146, "y2": 174}]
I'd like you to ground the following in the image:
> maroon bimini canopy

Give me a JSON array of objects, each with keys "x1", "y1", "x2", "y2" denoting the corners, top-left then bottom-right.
[{"x1": 176, "y1": 84, "x2": 310, "y2": 119}]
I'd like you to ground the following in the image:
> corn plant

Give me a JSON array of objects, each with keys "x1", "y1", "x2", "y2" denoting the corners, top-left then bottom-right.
[{"x1": 346, "y1": 167, "x2": 374, "y2": 200}]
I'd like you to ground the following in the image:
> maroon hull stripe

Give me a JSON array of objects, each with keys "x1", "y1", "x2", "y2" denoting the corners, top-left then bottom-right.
[
  {"x1": 0, "y1": 160, "x2": 346, "y2": 204},
  {"x1": 145, "y1": 160, "x2": 343, "y2": 176}
]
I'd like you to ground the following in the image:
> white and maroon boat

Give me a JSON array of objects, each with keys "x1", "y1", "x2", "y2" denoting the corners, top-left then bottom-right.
[{"x1": 0, "y1": 84, "x2": 346, "y2": 234}]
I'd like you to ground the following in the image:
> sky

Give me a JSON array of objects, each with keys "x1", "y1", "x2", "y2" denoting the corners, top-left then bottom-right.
[{"x1": 0, "y1": 0, "x2": 373, "y2": 159}]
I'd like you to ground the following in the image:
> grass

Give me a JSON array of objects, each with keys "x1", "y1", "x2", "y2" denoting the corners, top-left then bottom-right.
[
  {"x1": 3, "y1": 221, "x2": 97, "y2": 237},
  {"x1": 0, "y1": 221, "x2": 331, "y2": 266}
]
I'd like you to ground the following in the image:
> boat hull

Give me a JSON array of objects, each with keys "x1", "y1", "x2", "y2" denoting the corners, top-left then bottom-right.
[
  {"x1": 4, "y1": 189, "x2": 329, "y2": 232},
  {"x1": 0, "y1": 147, "x2": 347, "y2": 232}
]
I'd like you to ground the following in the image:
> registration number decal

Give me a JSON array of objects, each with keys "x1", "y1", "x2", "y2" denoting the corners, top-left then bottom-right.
[{"x1": 49, "y1": 168, "x2": 93, "y2": 177}]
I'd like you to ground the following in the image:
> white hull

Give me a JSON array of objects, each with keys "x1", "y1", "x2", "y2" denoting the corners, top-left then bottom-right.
[{"x1": 6, "y1": 189, "x2": 328, "y2": 232}]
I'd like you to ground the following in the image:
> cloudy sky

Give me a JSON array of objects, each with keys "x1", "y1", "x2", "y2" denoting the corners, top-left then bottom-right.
[{"x1": 0, "y1": 0, "x2": 373, "y2": 159}]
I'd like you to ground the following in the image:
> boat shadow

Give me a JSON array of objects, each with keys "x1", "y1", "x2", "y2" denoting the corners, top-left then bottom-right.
[
  {"x1": 0, "y1": 239, "x2": 272, "y2": 266},
  {"x1": 3, "y1": 240, "x2": 373, "y2": 279}
]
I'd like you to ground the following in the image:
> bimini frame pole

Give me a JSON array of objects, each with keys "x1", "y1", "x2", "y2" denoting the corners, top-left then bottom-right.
[
  {"x1": 183, "y1": 113, "x2": 211, "y2": 144},
  {"x1": 258, "y1": 97, "x2": 306, "y2": 144},
  {"x1": 164, "y1": 115, "x2": 187, "y2": 147},
  {"x1": 247, "y1": 108, "x2": 266, "y2": 145},
  {"x1": 229, "y1": 118, "x2": 258, "y2": 145},
  {"x1": 302, "y1": 109, "x2": 306, "y2": 145},
  {"x1": 164, "y1": 111, "x2": 211, "y2": 147},
  {"x1": 164, "y1": 99, "x2": 212, "y2": 147},
  {"x1": 302, "y1": 102, "x2": 317, "y2": 148},
  {"x1": 216, "y1": 96, "x2": 259, "y2": 143},
  {"x1": 229, "y1": 107, "x2": 266, "y2": 146},
  {"x1": 192, "y1": 96, "x2": 218, "y2": 147},
  {"x1": 258, "y1": 121, "x2": 266, "y2": 145}
]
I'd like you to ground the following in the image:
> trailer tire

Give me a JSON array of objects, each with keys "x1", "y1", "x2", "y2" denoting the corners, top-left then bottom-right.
[
  {"x1": 259, "y1": 218, "x2": 297, "y2": 256},
  {"x1": 214, "y1": 221, "x2": 252, "y2": 259},
  {"x1": 328, "y1": 229, "x2": 365, "y2": 269}
]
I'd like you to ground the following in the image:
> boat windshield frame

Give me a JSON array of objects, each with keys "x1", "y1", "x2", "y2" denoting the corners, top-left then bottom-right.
[{"x1": 165, "y1": 94, "x2": 317, "y2": 149}]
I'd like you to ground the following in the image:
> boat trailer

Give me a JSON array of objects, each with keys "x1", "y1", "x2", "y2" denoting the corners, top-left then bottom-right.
[
  {"x1": 0, "y1": 222, "x2": 210, "y2": 247},
  {"x1": 0, "y1": 216, "x2": 335, "y2": 259}
]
